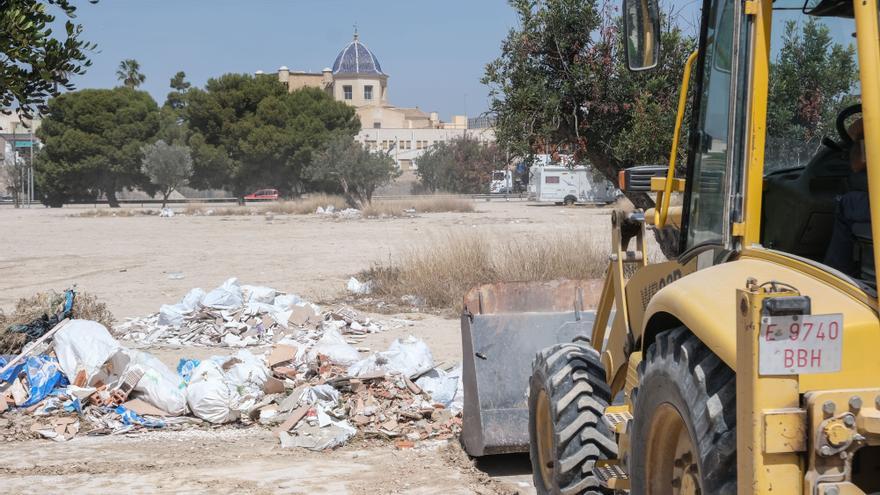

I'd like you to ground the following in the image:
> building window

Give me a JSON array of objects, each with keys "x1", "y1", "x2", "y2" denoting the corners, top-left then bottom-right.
[
  {"x1": 343, "y1": 85, "x2": 352, "y2": 100},
  {"x1": 373, "y1": 122, "x2": 381, "y2": 129},
  {"x1": 399, "y1": 140, "x2": 411, "y2": 150},
  {"x1": 364, "y1": 85, "x2": 373, "y2": 100},
  {"x1": 365, "y1": 140, "x2": 377, "y2": 150}
]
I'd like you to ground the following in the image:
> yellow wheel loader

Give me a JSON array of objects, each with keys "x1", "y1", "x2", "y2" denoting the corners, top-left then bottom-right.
[{"x1": 460, "y1": 0, "x2": 880, "y2": 493}]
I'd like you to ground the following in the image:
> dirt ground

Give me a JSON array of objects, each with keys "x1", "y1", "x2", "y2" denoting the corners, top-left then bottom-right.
[{"x1": 0, "y1": 201, "x2": 620, "y2": 494}]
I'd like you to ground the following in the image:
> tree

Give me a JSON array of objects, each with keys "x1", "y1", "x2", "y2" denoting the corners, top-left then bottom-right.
[
  {"x1": 483, "y1": 0, "x2": 696, "y2": 256},
  {"x1": 141, "y1": 140, "x2": 193, "y2": 207},
  {"x1": 306, "y1": 134, "x2": 400, "y2": 208},
  {"x1": 35, "y1": 88, "x2": 160, "y2": 207},
  {"x1": 415, "y1": 136, "x2": 501, "y2": 193},
  {"x1": 184, "y1": 75, "x2": 361, "y2": 196},
  {"x1": 766, "y1": 18, "x2": 858, "y2": 170},
  {"x1": 116, "y1": 59, "x2": 146, "y2": 88},
  {"x1": 166, "y1": 71, "x2": 191, "y2": 110},
  {"x1": 0, "y1": 0, "x2": 97, "y2": 118}
]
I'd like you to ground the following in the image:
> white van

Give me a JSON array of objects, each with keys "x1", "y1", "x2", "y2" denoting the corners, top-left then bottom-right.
[
  {"x1": 489, "y1": 170, "x2": 513, "y2": 194},
  {"x1": 528, "y1": 165, "x2": 619, "y2": 205}
]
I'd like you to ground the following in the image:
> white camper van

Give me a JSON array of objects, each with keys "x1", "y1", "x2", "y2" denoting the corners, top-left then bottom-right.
[
  {"x1": 489, "y1": 170, "x2": 513, "y2": 194},
  {"x1": 528, "y1": 165, "x2": 619, "y2": 205}
]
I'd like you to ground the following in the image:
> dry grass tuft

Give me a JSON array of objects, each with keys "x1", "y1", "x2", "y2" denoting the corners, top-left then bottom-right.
[
  {"x1": 74, "y1": 209, "x2": 159, "y2": 218},
  {"x1": 0, "y1": 289, "x2": 114, "y2": 354},
  {"x1": 185, "y1": 194, "x2": 349, "y2": 216},
  {"x1": 362, "y1": 232, "x2": 606, "y2": 311},
  {"x1": 362, "y1": 196, "x2": 474, "y2": 217}
]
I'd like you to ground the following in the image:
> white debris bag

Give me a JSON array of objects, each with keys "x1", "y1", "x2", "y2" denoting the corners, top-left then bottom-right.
[
  {"x1": 298, "y1": 384, "x2": 341, "y2": 408},
  {"x1": 273, "y1": 294, "x2": 305, "y2": 310},
  {"x1": 309, "y1": 328, "x2": 360, "y2": 365},
  {"x1": 346, "y1": 277, "x2": 373, "y2": 295},
  {"x1": 179, "y1": 288, "x2": 206, "y2": 312},
  {"x1": 186, "y1": 360, "x2": 240, "y2": 424},
  {"x1": 202, "y1": 277, "x2": 243, "y2": 309},
  {"x1": 126, "y1": 349, "x2": 188, "y2": 415},
  {"x1": 416, "y1": 364, "x2": 463, "y2": 413},
  {"x1": 186, "y1": 350, "x2": 270, "y2": 423},
  {"x1": 224, "y1": 350, "x2": 270, "y2": 396},
  {"x1": 53, "y1": 320, "x2": 122, "y2": 384},
  {"x1": 347, "y1": 336, "x2": 434, "y2": 378},
  {"x1": 158, "y1": 288, "x2": 206, "y2": 327},
  {"x1": 242, "y1": 285, "x2": 277, "y2": 304},
  {"x1": 157, "y1": 304, "x2": 186, "y2": 327}
]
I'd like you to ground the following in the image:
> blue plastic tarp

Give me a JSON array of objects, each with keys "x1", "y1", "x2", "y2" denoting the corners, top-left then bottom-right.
[
  {"x1": 0, "y1": 355, "x2": 67, "y2": 407},
  {"x1": 177, "y1": 358, "x2": 201, "y2": 385},
  {"x1": 114, "y1": 405, "x2": 165, "y2": 428}
]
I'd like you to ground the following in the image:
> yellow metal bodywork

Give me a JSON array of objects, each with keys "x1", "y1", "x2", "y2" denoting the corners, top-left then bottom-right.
[
  {"x1": 654, "y1": 49, "x2": 699, "y2": 229},
  {"x1": 735, "y1": 285, "x2": 803, "y2": 494},
  {"x1": 642, "y1": 251, "x2": 880, "y2": 393}
]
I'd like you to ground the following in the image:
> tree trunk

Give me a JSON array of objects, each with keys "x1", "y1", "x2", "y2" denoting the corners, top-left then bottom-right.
[
  {"x1": 585, "y1": 151, "x2": 680, "y2": 259},
  {"x1": 106, "y1": 190, "x2": 120, "y2": 208},
  {"x1": 161, "y1": 190, "x2": 171, "y2": 208}
]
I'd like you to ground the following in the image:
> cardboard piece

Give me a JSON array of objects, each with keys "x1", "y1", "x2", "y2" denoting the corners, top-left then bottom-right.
[
  {"x1": 289, "y1": 306, "x2": 317, "y2": 327},
  {"x1": 123, "y1": 398, "x2": 170, "y2": 417},
  {"x1": 273, "y1": 405, "x2": 309, "y2": 436},
  {"x1": 263, "y1": 376, "x2": 285, "y2": 395},
  {"x1": 268, "y1": 345, "x2": 298, "y2": 368}
]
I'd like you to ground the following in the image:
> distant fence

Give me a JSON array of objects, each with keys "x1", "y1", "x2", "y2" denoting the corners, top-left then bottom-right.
[{"x1": 0, "y1": 193, "x2": 530, "y2": 209}]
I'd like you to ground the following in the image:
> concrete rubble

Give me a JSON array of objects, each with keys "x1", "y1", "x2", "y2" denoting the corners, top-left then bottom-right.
[
  {"x1": 1, "y1": 281, "x2": 461, "y2": 451},
  {"x1": 115, "y1": 278, "x2": 392, "y2": 347}
]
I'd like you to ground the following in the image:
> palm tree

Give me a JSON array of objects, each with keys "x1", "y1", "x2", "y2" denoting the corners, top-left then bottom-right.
[{"x1": 116, "y1": 59, "x2": 146, "y2": 88}]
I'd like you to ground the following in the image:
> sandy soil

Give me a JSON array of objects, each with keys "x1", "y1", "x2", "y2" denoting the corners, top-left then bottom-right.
[{"x1": 0, "y1": 201, "x2": 621, "y2": 494}]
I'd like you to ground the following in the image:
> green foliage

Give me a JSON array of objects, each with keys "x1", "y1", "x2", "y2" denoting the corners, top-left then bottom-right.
[
  {"x1": 306, "y1": 134, "x2": 400, "y2": 208},
  {"x1": 166, "y1": 70, "x2": 191, "y2": 110},
  {"x1": 141, "y1": 140, "x2": 193, "y2": 207},
  {"x1": 116, "y1": 59, "x2": 146, "y2": 88},
  {"x1": 183, "y1": 75, "x2": 361, "y2": 196},
  {"x1": 0, "y1": 0, "x2": 97, "y2": 118},
  {"x1": 415, "y1": 137, "x2": 502, "y2": 193},
  {"x1": 483, "y1": 0, "x2": 695, "y2": 208},
  {"x1": 766, "y1": 18, "x2": 857, "y2": 170},
  {"x1": 35, "y1": 88, "x2": 160, "y2": 206}
]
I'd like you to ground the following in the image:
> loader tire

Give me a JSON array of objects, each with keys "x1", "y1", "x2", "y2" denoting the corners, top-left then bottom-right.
[
  {"x1": 528, "y1": 342, "x2": 617, "y2": 495},
  {"x1": 630, "y1": 327, "x2": 737, "y2": 494}
]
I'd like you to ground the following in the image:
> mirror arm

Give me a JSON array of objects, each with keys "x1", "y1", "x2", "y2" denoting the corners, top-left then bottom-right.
[{"x1": 656, "y1": 49, "x2": 700, "y2": 228}]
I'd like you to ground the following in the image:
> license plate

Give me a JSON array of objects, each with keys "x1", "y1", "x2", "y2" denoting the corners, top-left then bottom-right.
[{"x1": 759, "y1": 314, "x2": 843, "y2": 375}]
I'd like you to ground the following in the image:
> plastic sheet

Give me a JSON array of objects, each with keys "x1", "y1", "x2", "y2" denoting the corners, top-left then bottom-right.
[
  {"x1": 0, "y1": 355, "x2": 67, "y2": 407},
  {"x1": 348, "y1": 336, "x2": 434, "y2": 378},
  {"x1": 202, "y1": 278, "x2": 243, "y2": 309},
  {"x1": 309, "y1": 328, "x2": 360, "y2": 365}
]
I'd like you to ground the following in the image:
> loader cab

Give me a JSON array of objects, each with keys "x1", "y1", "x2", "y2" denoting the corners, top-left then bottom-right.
[{"x1": 627, "y1": 0, "x2": 878, "y2": 292}]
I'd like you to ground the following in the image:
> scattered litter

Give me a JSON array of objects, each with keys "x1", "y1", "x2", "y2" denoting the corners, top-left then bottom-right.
[
  {"x1": 159, "y1": 208, "x2": 175, "y2": 218},
  {"x1": 346, "y1": 277, "x2": 373, "y2": 295}
]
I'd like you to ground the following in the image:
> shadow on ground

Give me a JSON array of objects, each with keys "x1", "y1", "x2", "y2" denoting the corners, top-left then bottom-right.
[{"x1": 475, "y1": 454, "x2": 535, "y2": 493}]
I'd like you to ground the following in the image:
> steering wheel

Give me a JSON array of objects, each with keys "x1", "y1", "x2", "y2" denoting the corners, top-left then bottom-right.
[{"x1": 836, "y1": 103, "x2": 863, "y2": 147}]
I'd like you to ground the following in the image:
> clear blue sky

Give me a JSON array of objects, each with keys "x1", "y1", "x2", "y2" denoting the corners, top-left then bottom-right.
[
  {"x1": 70, "y1": 0, "x2": 519, "y2": 120},
  {"x1": 68, "y1": 1, "x2": 856, "y2": 119}
]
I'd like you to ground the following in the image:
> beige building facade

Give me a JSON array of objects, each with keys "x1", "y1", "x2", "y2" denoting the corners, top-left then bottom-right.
[{"x1": 270, "y1": 32, "x2": 495, "y2": 170}]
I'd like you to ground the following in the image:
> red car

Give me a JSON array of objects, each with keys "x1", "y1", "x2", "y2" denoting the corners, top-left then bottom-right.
[{"x1": 243, "y1": 189, "x2": 279, "y2": 201}]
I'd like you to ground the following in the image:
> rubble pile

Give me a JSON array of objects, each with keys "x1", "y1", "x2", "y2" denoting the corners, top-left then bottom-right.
[
  {"x1": 316, "y1": 205, "x2": 362, "y2": 219},
  {"x1": 1, "y1": 280, "x2": 462, "y2": 450},
  {"x1": 115, "y1": 278, "x2": 386, "y2": 347}
]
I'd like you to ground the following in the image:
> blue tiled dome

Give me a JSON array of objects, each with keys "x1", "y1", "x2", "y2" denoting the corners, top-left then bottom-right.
[{"x1": 332, "y1": 35, "x2": 384, "y2": 75}]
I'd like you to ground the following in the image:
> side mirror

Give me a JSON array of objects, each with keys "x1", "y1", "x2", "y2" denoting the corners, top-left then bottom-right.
[{"x1": 622, "y1": 0, "x2": 661, "y2": 71}]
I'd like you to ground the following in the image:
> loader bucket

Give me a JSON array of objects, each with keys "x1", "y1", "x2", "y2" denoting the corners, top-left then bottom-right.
[{"x1": 460, "y1": 279, "x2": 604, "y2": 456}]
